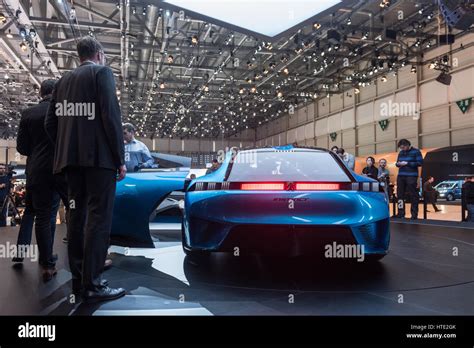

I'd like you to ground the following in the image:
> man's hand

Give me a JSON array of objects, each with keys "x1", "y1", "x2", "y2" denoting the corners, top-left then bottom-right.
[
  {"x1": 397, "y1": 161, "x2": 408, "y2": 167},
  {"x1": 117, "y1": 165, "x2": 127, "y2": 181}
]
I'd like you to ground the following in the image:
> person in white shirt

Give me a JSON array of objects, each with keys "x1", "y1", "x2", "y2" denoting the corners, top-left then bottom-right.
[
  {"x1": 123, "y1": 123, "x2": 154, "y2": 172},
  {"x1": 336, "y1": 148, "x2": 355, "y2": 171}
]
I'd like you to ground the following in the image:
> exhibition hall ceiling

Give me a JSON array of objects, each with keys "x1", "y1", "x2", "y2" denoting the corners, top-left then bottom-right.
[{"x1": 0, "y1": 0, "x2": 470, "y2": 139}]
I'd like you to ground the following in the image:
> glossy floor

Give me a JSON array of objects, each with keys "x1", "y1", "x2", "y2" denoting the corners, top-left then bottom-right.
[{"x1": 0, "y1": 221, "x2": 473, "y2": 315}]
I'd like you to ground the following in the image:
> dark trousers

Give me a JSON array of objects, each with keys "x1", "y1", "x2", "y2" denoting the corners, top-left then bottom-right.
[
  {"x1": 30, "y1": 182, "x2": 55, "y2": 268},
  {"x1": 397, "y1": 176, "x2": 419, "y2": 218},
  {"x1": 65, "y1": 167, "x2": 116, "y2": 292},
  {"x1": 16, "y1": 190, "x2": 62, "y2": 251},
  {"x1": 0, "y1": 192, "x2": 7, "y2": 227}
]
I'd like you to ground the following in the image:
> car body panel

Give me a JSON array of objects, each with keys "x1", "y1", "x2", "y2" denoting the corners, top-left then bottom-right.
[{"x1": 111, "y1": 168, "x2": 189, "y2": 247}]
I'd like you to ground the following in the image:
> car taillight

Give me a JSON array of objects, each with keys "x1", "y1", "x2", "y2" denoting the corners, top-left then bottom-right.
[
  {"x1": 295, "y1": 183, "x2": 340, "y2": 191},
  {"x1": 241, "y1": 183, "x2": 285, "y2": 191}
]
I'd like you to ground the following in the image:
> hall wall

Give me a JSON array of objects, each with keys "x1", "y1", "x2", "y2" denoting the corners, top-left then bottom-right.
[{"x1": 255, "y1": 33, "x2": 474, "y2": 155}]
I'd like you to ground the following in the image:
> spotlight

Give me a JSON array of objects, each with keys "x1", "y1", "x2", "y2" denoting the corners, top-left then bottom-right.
[
  {"x1": 410, "y1": 65, "x2": 417, "y2": 74},
  {"x1": 0, "y1": 12, "x2": 6, "y2": 24},
  {"x1": 436, "y1": 71, "x2": 452, "y2": 86},
  {"x1": 354, "y1": 87, "x2": 360, "y2": 94},
  {"x1": 380, "y1": 0, "x2": 390, "y2": 8},
  {"x1": 282, "y1": 67, "x2": 289, "y2": 75},
  {"x1": 381, "y1": 75, "x2": 387, "y2": 82},
  {"x1": 6, "y1": 29, "x2": 13, "y2": 39},
  {"x1": 250, "y1": 86, "x2": 257, "y2": 93},
  {"x1": 159, "y1": 82, "x2": 165, "y2": 89},
  {"x1": 167, "y1": 55, "x2": 174, "y2": 64},
  {"x1": 429, "y1": 61, "x2": 436, "y2": 69},
  {"x1": 19, "y1": 27, "x2": 27, "y2": 38},
  {"x1": 277, "y1": 91, "x2": 283, "y2": 98},
  {"x1": 191, "y1": 35, "x2": 198, "y2": 45},
  {"x1": 29, "y1": 29, "x2": 36, "y2": 38},
  {"x1": 19, "y1": 41, "x2": 28, "y2": 52},
  {"x1": 69, "y1": 6, "x2": 76, "y2": 20},
  {"x1": 239, "y1": 87, "x2": 245, "y2": 94},
  {"x1": 313, "y1": 22, "x2": 321, "y2": 30}
]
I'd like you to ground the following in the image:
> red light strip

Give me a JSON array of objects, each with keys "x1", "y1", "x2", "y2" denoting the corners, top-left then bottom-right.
[
  {"x1": 295, "y1": 183, "x2": 340, "y2": 191},
  {"x1": 241, "y1": 183, "x2": 285, "y2": 191}
]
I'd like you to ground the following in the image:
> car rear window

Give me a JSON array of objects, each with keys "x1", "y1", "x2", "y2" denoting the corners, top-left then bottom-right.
[{"x1": 227, "y1": 150, "x2": 351, "y2": 182}]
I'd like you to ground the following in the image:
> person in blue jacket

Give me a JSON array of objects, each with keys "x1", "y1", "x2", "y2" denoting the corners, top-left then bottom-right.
[{"x1": 395, "y1": 139, "x2": 423, "y2": 219}]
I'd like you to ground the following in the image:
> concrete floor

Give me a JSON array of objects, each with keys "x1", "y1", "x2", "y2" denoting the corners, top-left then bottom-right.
[{"x1": 0, "y1": 221, "x2": 473, "y2": 316}]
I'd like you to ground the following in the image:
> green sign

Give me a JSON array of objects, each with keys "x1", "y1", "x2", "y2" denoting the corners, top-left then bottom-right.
[
  {"x1": 379, "y1": 119, "x2": 390, "y2": 131},
  {"x1": 456, "y1": 98, "x2": 472, "y2": 114},
  {"x1": 330, "y1": 132, "x2": 337, "y2": 141}
]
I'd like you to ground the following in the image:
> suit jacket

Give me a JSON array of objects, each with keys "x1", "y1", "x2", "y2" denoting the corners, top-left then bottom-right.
[
  {"x1": 45, "y1": 61, "x2": 124, "y2": 174},
  {"x1": 17, "y1": 97, "x2": 55, "y2": 187}
]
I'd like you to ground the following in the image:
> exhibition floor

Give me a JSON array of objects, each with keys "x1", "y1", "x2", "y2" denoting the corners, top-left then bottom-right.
[{"x1": 0, "y1": 221, "x2": 473, "y2": 316}]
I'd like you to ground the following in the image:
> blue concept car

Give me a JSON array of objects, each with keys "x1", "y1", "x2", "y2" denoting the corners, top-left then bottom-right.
[
  {"x1": 182, "y1": 145, "x2": 390, "y2": 261},
  {"x1": 111, "y1": 153, "x2": 191, "y2": 247}
]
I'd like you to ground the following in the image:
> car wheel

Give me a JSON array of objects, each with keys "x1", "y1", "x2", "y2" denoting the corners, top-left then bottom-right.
[
  {"x1": 181, "y1": 223, "x2": 211, "y2": 265},
  {"x1": 446, "y1": 193, "x2": 454, "y2": 201}
]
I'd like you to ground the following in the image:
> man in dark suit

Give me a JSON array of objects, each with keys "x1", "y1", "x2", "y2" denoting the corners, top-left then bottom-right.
[
  {"x1": 45, "y1": 36, "x2": 126, "y2": 302},
  {"x1": 16, "y1": 79, "x2": 66, "y2": 281}
]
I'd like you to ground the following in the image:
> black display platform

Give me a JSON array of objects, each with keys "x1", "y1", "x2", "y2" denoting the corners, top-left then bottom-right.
[{"x1": 0, "y1": 221, "x2": 473, "y2": 315}]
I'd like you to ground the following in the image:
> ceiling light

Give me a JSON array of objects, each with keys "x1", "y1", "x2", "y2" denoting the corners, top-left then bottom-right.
[
  {"x1": 6, "y1": 29, "x2": 13, "y2": 39},
  {"x1": 19, "y1": 27, "x2": 27, "y2": 38},
  {"x1": 380, "y1": 0, "x2": 390, "y2": 8},
  {"x1": 0, "y1": 12, "x2": 6, "y2": 24},
  {"x1": 29, "y1": 29, "x2": 36, "y2": 38},
  {"x1": 410, "y1": 65, "x2": 417, "y2": 74},
  {"x1": 19, "y1": 41, "x2": 28, "y2": 52}
]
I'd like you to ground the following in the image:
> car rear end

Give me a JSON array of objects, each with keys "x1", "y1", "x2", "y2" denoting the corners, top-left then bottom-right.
[{"x1": 184, "y1": 147, "x2": 390, "y2": 257}]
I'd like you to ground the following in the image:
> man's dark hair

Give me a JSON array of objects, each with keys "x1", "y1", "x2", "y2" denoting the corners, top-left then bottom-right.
[
  {"x1": 337, "y1": 148, "x2": 345, "y2": 155},
  {"x1": 397, "y1": 139, "x2": 411, "y2": 148},
  {"x1": 123, "y1": 123, "x2": 135, "y2": 133},
  {"x1": 331, "y1": 146, "x2": 339, "y2": 151},
  {"x1": 40, "y1": 79, "x2": 56, "y2": 98},
  {"x1": 77, "y1": 36, "x2": 103, "y2": 61},
  {"x1": 212, "y1": 159, "x2": 219, "y2": 164}
]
